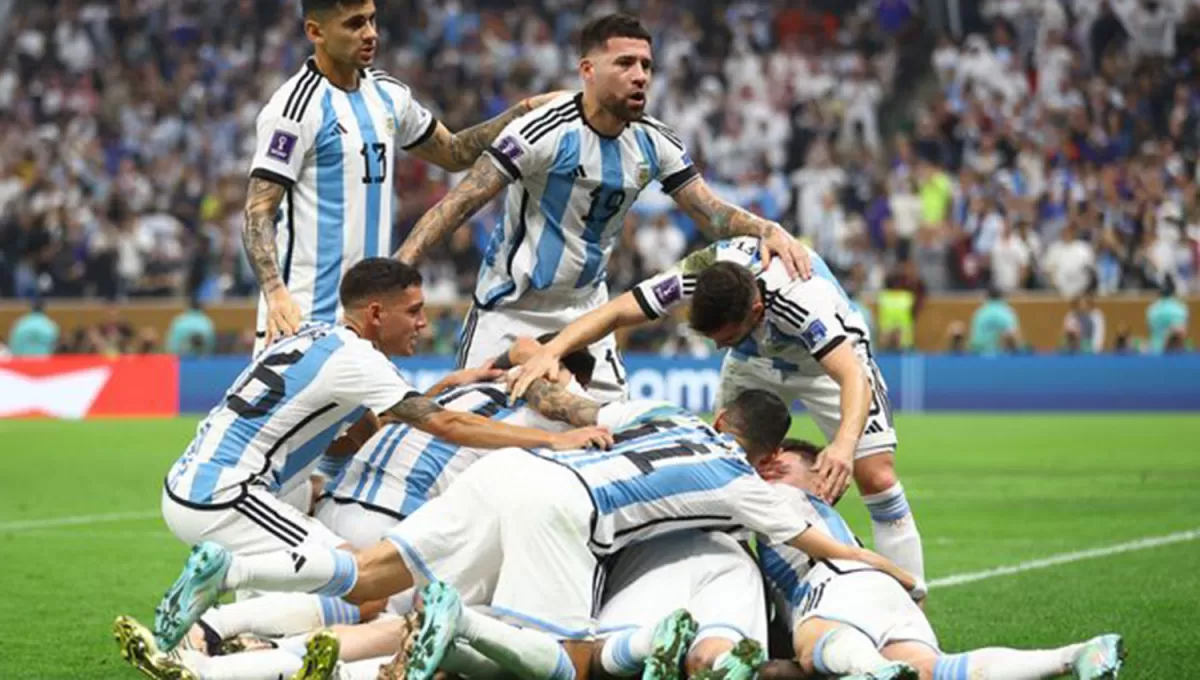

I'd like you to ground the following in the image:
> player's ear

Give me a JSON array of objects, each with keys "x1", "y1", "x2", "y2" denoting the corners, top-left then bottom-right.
[
  {"x1": 304, "y1": 17, "x2": 324, "y2": 46},
  {"x1": 712, "y1": 409, "x2": 726, "y2": 432},
  {"x1": 578, "y1": 57, "x2": 594, "y2": 83}
]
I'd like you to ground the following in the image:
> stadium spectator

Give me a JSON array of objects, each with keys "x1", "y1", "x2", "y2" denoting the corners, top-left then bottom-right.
[
  {"x1": 7, "y1": 297, "x2": 58, "y2": 356},
  {"x1": 1146, "y1": 276, "x2": 1190, "y2": 353},
  {"x1": 1062, "y1": 290, "x2": 1106, "y2": 353},
  {"x1": 969, "y1": 286, "x2": 1022, "y2": 355},
  {"x1": 165, "y1": 297, "x2": 216, "y2": 357}
]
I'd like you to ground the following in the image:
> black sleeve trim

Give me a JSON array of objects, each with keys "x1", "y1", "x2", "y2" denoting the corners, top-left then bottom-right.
[
  {"x1": 485, "y1": 147, "x2": 522, "y2": 181},
  {"x1": 631, "y1": 286, "x2": 661, "y2": 320},
  {"x1": 811, "y1": 335, "x2": 848, "y2": 362},
  {"x1": 661, "y1": 165, "x2": 700, "y2": 194},
  {"x1": 401, "y1": 116, "x2": 439, "y2": 150},
  {"x1": 249, "y1": 167, "x2": 295, "y2": 190}
]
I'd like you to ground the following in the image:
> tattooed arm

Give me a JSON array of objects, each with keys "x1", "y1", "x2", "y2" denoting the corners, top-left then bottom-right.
[
  {"x1": 671, "y1": 177, "x2": 811, "y2": 278},
  {"x1": 384, "y1": 394, "x2": 613, "y2": 450},
  {"x1": 394, "y1": 156, "x2": 511, "y2": 264},
  {"x1": 243, "y1": 176, "x2": 302, "y2": 343},
  {"x1": 408, "y1": 92, "x2": 567, "y2": 172},
  {"x1": 522, "y1": 378, "x2": 603, "y2": 428}
]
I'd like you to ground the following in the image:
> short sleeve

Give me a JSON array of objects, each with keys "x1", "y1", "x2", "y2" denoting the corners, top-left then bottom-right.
[
  {"x1": 767, "y1": 279, "x2": 850, "y2": 362},
  {"x1": 639, "y1": 117, "x2": 699, "y2": 194},
  {"x1": 727, "y1": 475, "x2": 812, "y2": 545},
  {"x1": 483, "y1": 96, "x2": 575, "y2": 182},
  {"x1": 369, "y1": 71, "x2": 438, "y2": 151},
  {"x1": 331, "y1": 341, "x2": 420, "y2": 414},
  {"x1": 629, "y1": 243, "x2": 720, "y2": 319},
  {"x1": 249, "y1": 90, "x2": 318, "y2": 188}
]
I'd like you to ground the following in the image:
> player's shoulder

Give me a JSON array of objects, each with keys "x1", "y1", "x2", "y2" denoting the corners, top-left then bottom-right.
[
  {"x1": 711, "y1": 238, "x2": 766, "y2": 272},
  {"x1": 631, "y1": 114, "x2": 686, "y2": 150},
  {"x1": 260, "y1": 59, "x2": 328, "y2": 125},
  {"x1": 363, "y1": 66, "x2": 416, "y2": 101},
  {"x1": 509, "y1": 92, "x2": 581, "y2": 146}
]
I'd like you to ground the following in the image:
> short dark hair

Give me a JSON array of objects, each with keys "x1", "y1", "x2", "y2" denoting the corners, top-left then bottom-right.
[
  {"x1": 578, "y1": 13, "x2": 652, "y2": 56},
  {"x1": 536, "y1": 332, "x2": 597, "y2": 387},
  {"x1": 722, "y1": 389, "x2": 791, "y2": 458},
  {"x1": 779, "y1": 438, "x2": 821, "y2": 466},
  {"x1": 689, "y1": 262, "x2": 758, "y2": 335},
  {"x1": 302, "y1": 0, "x2": 367, "y2": 18},
  {"x1": 339, "y1": 258, "x2": 423, "y2": 308}
]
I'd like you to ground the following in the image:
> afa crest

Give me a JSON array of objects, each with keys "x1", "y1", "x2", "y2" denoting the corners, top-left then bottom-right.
[
  {"x1": 385, "y1": 116, "x2": 396, "y2": 135},
  {"x1": 636, "y1": 163, "x2": 652, "y2": 188}
]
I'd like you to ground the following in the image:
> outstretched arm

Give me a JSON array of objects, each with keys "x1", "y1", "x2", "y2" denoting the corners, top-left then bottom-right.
[
  {"x1": 394, "y1": 156, "x2": 510, "y2": 264},
  {"x1": 384, "y1": 394, "x2": 613, "y2": 450},
  {"x1": 408, "y1": 92, "x2": 566, "y2": 172},
  {"x1": 672, "y1": 177, "x2": 811, "y2": 278},
  {"x1": 508, "y1": 293, "x2": 653, "y2": 398},
  {"x1": 786, "y1": 527, "x2": 922, "y2": 597}
]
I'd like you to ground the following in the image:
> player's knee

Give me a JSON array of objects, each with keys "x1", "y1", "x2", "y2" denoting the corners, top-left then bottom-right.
[
  {"x1": 757, "y1": 659, "x2": 811, "y2": 680},
  {"x1": 685, "y1": 637, "x2": 734, "y2": 674},
  {"x1": 854, "y1": 455, "x2": 898, "y2": 495}
]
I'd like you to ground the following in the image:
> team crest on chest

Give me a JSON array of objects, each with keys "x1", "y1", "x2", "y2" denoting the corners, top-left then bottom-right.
[
  {"x1": 636, "y1": 162, "x2": 652, "y2": 188},
  {"x1": 385, "y1": 116, "x2": 395, "y2": 135}
]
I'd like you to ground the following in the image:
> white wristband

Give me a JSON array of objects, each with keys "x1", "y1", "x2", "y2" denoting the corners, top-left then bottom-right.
[{"x1": 910, "y1": 578, "x2": 928, "y2": 601}]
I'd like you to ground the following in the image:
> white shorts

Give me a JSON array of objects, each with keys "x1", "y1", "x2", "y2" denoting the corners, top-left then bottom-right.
[
  {"x1": 161, "y1": 484, "x2": 343, "y2": 555},
  {"x1": 458, "y1": 286, "x2": 627, "y2": 403},
  {"x1": 314, "y1": 497, "x2": 401, "y2": 551},
  {"x1": 599, "y1": 531, "x2": 768, "y2": 650},
  {"x1": 385, "y1": 448, "x2": 599, "y2": 639},
  {"x1": 792, "y1": 561, "x2": 938, "y2": 652},
  {"x1": 715, "y1": 354, "x2": 898, "y2": 459}
]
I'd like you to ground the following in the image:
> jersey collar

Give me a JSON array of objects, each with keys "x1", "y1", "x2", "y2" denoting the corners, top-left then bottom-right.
[{"x1": 574, "y1": 92, "x2": 625, "y2": 140}]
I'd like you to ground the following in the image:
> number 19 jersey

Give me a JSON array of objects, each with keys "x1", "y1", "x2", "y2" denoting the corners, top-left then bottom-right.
[
  {"x1": 536, "y1": 400, "x2": 811, "y2": 555},
  {"x1": 166, "y1": 324, "x2": 418, "y2": 506},
  {"x1": 250, "y1": 60, "x2": 437, "y2": 330}
]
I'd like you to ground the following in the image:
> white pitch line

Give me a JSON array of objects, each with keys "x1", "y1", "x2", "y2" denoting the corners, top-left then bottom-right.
[
  {"x1": 0, "y1": 511, "x2": 159, "y2": 532},
  {"x1": 930, "y1": 528, "x2": 1200, "y2": 588}
]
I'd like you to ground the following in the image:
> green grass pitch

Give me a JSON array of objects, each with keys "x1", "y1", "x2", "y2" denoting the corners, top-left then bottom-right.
[{"x1": 1, "y1": 414, "x2": 1198, "y2": 678}]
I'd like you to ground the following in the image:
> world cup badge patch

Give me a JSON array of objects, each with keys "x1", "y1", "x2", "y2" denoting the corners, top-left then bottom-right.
[{"x1": 267, "y1": 130, "x2": 298, "y2": 163}]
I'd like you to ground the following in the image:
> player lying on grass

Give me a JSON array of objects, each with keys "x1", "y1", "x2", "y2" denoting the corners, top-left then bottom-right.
[
  {"x1": 510, "y1": 237, "x2": 926, "y2": 587},
  {"x1": 753, "y1": 440, "x2": 1126, "y2": 680},
  {"x1": 151, "y1": 388, "x2": 920, "y2": 680},
  {"x1": 593, "y1": 530, "x2": 770, "y2": 680}
]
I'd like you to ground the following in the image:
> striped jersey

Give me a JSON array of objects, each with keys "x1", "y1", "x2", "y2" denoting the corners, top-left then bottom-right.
[
  {"x1": 757, "y1": 483, "x2": 866, "y2": 619},
  {"x1": 476, "y1": 93, "x2": 699, "y2": 308},
  {"x1": 632, "y1": 238, "x2": 874, "y2": 376},
  {"x1": 538, "y1": 400, "x2": 811, "y2": 555},
  {"x1": 324, "y1": 382, "x2": 573, "y2": 520},
  {"x1": 166, "y1": 323, "x2": 419, "y2": 506},
  {"x1": 250, "y1": 59, "x2": 437, "y2": 324}
]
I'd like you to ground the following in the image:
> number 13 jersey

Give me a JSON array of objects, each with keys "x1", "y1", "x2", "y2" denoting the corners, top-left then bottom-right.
[
  {"x1": 167, "y1": 324, "x2": 418, "y2": 506},
  {"x1": 536, "y1": 400, "x2": 811, "y2": 555},
  {"x1": 250, "y1": 59, "x2": 437, "y2": 326}
]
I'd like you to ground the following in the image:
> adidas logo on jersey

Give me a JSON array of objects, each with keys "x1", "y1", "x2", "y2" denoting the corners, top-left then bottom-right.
[
  {"x1": 335, "y1": 122, "x2": 348, "y2": 135},
  {"x1": 571, "y1": 165, "x2": 587, "y2": 179},
  {"x1": 288, "y1": 552, "x2": 307, "y2": 573}
]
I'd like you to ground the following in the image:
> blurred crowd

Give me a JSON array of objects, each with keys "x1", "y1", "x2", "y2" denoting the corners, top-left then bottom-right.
[{"x1": 0, "y1": 0, "x2": 1195, "y2": 356}]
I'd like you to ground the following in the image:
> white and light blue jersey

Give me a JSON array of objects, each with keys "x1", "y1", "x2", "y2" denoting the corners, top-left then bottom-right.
[
  {"x1": 539, "y1": 400, "x2": 810, "y2": 555},
  {"x1": 632, "y1": 238, "x2": 874, "y2": 375},
  {"x1": 323, "y1": 382, "x2": 573, "y2": 520},
  {"x1": 166, "y1": 324, "x2": 419, "y2": 506},
  {"x1": 476, "y1": 93, "x2": 698, "y2": 308},
  {"x1": 758, "y1": 484, "x2": 863, "y2": 617},
  {"x1": 250, "y1": 60, "x2": 436, "y2": 326}
]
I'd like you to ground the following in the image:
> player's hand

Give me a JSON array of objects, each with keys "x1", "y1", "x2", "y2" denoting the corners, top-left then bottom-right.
[
  {"x1": 524, "y1": 90, "x2": 573, "y2": 111},
  {"x1": 811, "y1": 440, "x2": 854, "y2": 502},
  {"x1": 264, "y1": 286, "x2": 303, "y2": 347},
  {"x1": 550, "y1": 426, "x2": 614, "y2": 451},
  {"x1": 760, "y1": 224, "x2": 811, "y2": 280},
  {"x1": 508, "y1": 350, "x2": 563, "y2": 399},
  {"x1": 442, "y1": 363, "x2": 506, "y2": 389}
]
